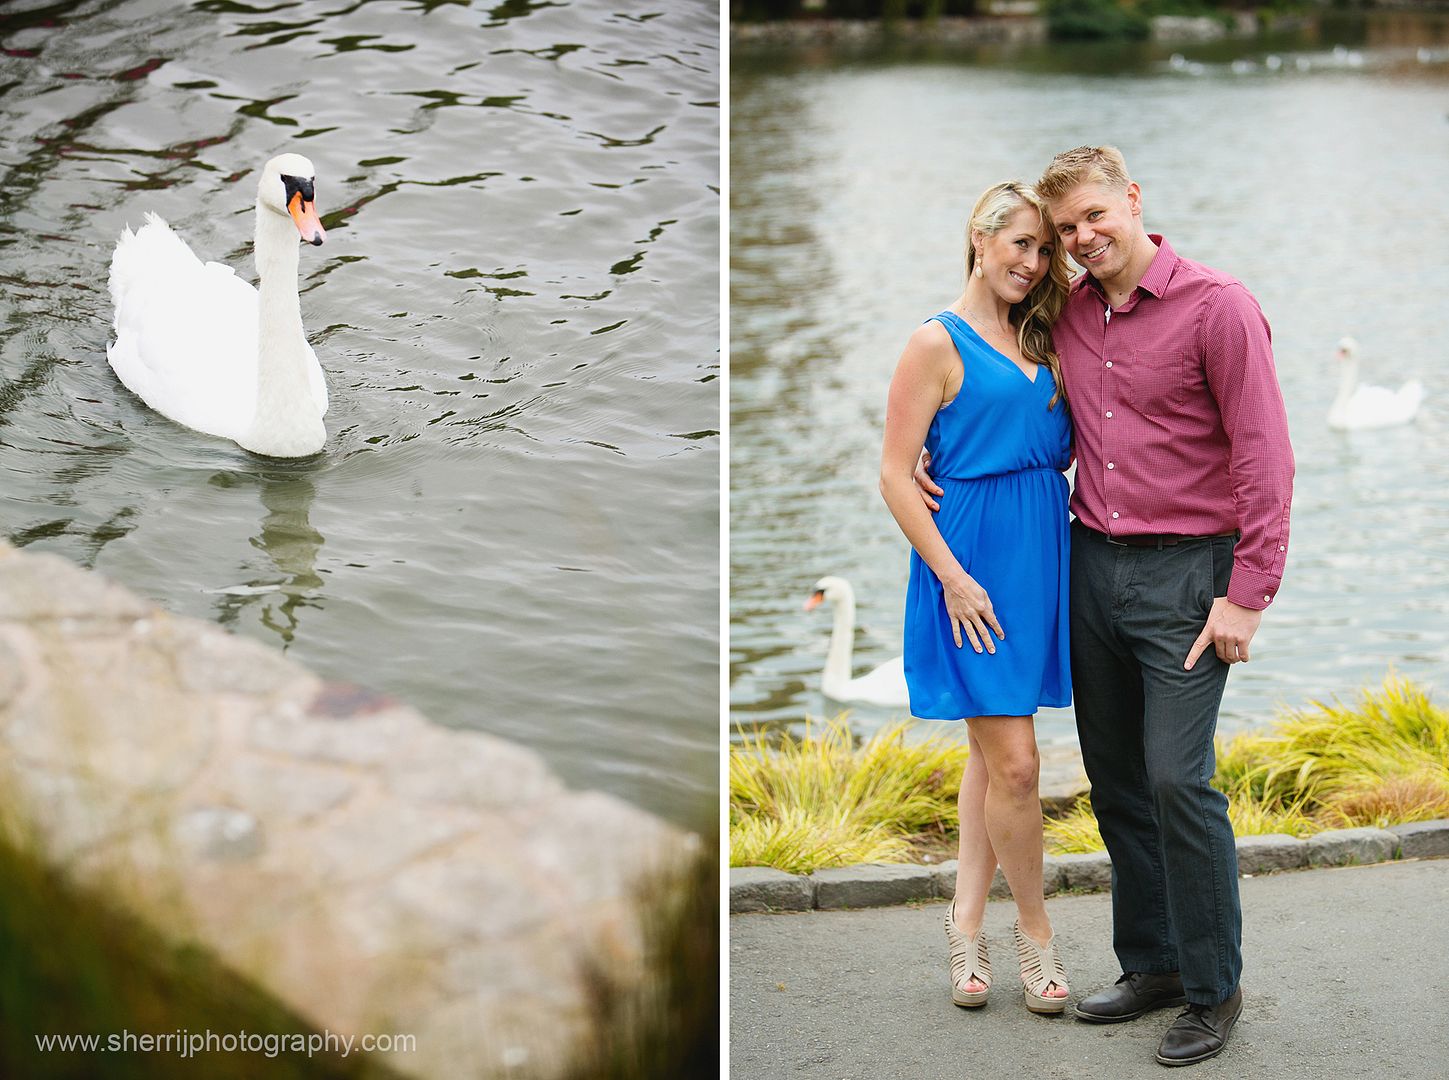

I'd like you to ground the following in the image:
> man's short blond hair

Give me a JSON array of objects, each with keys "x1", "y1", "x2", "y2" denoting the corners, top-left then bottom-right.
[{"x1": 1036, "y1": 146, "x2": 1132, "y2": 202}]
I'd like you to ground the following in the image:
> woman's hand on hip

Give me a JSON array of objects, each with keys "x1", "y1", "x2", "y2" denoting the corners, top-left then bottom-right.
[{"x1": 942, "y1": 572, "x2": 1004, "y2": 654}]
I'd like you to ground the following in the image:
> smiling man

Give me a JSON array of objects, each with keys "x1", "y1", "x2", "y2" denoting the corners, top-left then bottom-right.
[{"x1": 1040, "y1": 146, "x2": 1294, "y2": 1065}]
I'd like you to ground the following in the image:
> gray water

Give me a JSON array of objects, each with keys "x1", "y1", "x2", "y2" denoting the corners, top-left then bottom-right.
[
  {"x1": 731, "y1": 14, "x2": 1449, "y2": 749},
  {"x1": 0, "y1": 0, "x2": 719, "y2": 828}
]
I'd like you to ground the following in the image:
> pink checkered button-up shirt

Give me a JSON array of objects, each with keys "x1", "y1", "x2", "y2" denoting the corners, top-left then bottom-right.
[{"x1": 1054, "y1": 236, "x2": 1294, "y2": 611}]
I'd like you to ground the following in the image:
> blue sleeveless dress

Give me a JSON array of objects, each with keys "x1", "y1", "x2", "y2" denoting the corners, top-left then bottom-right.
[{"x1": 904, "y1": 311, "x2": 1072, "y2": 719}]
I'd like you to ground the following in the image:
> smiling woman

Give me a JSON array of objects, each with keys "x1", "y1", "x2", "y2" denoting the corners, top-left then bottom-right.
[{"x1": 876, "y1": 179, "x2": 1075, "y2": 1014}]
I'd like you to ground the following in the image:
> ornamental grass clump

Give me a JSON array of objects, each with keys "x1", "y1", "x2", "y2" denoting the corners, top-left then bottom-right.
[
  {"x1": 1041, "y1": 795, "x2": 1101, "y2": 855},
  {"x1": 732, "y1": 679, "x2": 1449, "y2": 872},
  {"x1": 729, "y1": 717, "x2": 968, "y2": 874},
  {"x1": 1215, "y1": 676, "x2": 1449, "y2": 830},
  {"x1": 1044, "y1": 677, "x2": 1449, "y2": 854}
]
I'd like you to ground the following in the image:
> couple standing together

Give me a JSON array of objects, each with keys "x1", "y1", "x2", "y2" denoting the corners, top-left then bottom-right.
[{"x1": 879, "y1": 146, "x2": 1294, "y2": 1067}]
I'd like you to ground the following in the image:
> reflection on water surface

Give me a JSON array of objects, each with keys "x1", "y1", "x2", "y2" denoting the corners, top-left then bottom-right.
[
  {"x1": 731, "y1": 12, "x2": 1449, "y2": 749},
  {"x1": 0, "y1": 0, "x2": 720, "y2": 827}
]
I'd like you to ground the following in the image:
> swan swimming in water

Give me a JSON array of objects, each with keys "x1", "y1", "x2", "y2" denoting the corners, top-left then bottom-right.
[
  {"x1": 804, "y1": 575, "x2": 909, "y2": 708},
  {"x1": 107, "y1": 153, "x2": 329, "y2": 458},
  {"x1": 1327, "y1": 337, "x2": 1424, "y2": 431}
]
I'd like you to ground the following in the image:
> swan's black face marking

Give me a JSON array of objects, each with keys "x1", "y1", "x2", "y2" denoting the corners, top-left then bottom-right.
[
  {"x1": 280, "y1": 173, "x2": 316, "y2": 206},
  {"x1": 280, "y1": 172, "x2": 324, "y2": 246}
]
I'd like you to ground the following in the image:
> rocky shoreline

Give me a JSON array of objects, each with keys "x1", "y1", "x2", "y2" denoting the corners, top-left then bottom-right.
[
  {"x1": 0, "y1": 542, "x2": 694, "y2": 1079},
  {"x1": 730, "y1": 12, "x2": 1276, "y2": 48}
]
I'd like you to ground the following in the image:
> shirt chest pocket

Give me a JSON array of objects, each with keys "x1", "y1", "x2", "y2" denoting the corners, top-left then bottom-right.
[{"x1": 1127, "y1": 349, "x2": 1191, "y2": 415}]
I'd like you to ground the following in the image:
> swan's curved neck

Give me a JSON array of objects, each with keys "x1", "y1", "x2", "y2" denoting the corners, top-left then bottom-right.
[
  {"x1": 255, "y1": 203, "x2": 306, "y2": 351},
  {"x1": 821, "y1": 592, "x2": 856, "y2": 698},
  {"x1": 1330, "y1": 354, "x2": 1358, "y2": 421},
  {"x1": 246, "y1": 203, "x2": 317, "y2": 448}
]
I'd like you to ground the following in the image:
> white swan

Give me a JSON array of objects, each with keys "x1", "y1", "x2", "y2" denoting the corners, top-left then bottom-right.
[
  {"x1": 803, "y1": 576, "x2": 909, "y2": 708},
  {"x1": 107, "y1": 153, "x2": 329, "y2": 458},
  {"x1": 1328, "y1": 337, "x2": 1424, "y2": 431}
]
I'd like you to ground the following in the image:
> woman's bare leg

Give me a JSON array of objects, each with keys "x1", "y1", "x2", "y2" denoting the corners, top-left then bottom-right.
[
  {"x1": 951, "y1": 725, "x2": 997, "y2": 992},
  {"x1": 966, "y1": 714, "x2": 1065, "y2": 998},
  {"x1": 952, "y1": 726, "x2": 996, "y2": 921}
]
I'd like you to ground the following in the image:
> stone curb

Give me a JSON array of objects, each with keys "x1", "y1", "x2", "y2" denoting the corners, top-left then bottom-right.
[
  {"x1": 729, "y1": 820, "x2": 1449, "y2": 914},
  {"x1": 813, "y1": 863, "x2": 935, "y2": 910},
  {"x1": 729, "y1": 866, "x2": 815, "y2": 913}
]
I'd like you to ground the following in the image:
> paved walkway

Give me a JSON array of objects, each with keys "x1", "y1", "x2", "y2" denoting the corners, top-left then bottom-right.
[{"x1": 731, "y1": 859, "x2": 1449, "y2": 1079}]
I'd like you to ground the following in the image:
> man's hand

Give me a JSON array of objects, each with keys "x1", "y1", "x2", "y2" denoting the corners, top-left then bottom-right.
[
  {"x1": 913, "y1": 449, "x2": 944, "y2": 511},
  {"x1": 1185, "y1": 597, "x2": 1263, "y2": 671}
]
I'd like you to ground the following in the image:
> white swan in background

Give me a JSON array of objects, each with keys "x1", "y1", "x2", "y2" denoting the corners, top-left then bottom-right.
[
  {"x1": 107, "y1": 153, "x2": 330, "y2": 458},
  {"x1": 804, "y1": 576, "x2": 909, "y2": 708},
  {"x1": 1328, "y1": 337, "x2": 1424, "y2": 431}
]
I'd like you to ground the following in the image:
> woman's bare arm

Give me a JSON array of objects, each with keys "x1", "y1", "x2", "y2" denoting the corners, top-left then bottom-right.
[{"x1": 879, "y1": 322, "x2": 1003, "y2": 653}]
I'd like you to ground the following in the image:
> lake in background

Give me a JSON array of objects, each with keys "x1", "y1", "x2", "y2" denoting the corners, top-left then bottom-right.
[
  {"x1": 0, "y1": 0, "x2": 719, "y2": 828},
  {"x1": 731, "y1": 12, "x2": 1449, "y2": 750}
]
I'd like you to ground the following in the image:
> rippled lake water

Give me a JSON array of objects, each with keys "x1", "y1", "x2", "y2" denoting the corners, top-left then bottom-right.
[
  {"x1": 731, "y1": 13, "x2": 1449, "y2": 749},
  {"x1": 0, "y1": 0, "x2": 719, "y2": 827}
]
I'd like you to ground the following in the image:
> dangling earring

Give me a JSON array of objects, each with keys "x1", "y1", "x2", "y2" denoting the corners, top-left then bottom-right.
[{"x1": 973, "y1": 256, "x2": 983, "y2": 279}]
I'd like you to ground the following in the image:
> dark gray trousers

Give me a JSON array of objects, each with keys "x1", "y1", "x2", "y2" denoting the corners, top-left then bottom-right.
[{"x1": 1069, "y1": 521, "x2": 1242, "y2": 1005}]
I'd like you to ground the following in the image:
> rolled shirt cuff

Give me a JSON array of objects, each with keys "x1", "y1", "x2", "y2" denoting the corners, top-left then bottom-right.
[{"x1": 1226, "y1": 567, "x2": 1281, "y2": 611}]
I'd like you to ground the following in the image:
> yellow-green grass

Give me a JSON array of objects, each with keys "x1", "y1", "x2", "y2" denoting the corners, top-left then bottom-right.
[
  {"x1": 733, "y1": 677, "x2": 1449, "y2": 872},
  {"x1": 730, "y1": 717, "x2": 968, "y2": 874}
]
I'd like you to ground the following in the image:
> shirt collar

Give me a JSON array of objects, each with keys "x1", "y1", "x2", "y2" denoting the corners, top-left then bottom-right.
[{"x1": 1075, "y1": 234, "x2": 1177, "y2": 300}]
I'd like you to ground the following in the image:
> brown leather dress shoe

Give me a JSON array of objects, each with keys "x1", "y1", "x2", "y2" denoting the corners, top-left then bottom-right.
[
  {"x1": 1073, "y1": 971, "x2": 1187, "y2": 1023},
  {"x1": 1155, "y1": 987, "x2": 1244, "y2": 1066}
]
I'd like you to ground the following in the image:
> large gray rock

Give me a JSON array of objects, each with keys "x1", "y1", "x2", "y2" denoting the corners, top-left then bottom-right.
[
  {"x1": 1235, "y1": 833, "x2": 1309, "y2": 874},
  {"x1": 1040, "y1": 854, "x2": 1068, "y2": 896},
  {"x1": 0, "y1": 543, "x2": 691, "y2": 1080},
  {"x1": 1305, "y1": 826, "x2": 1397, "y2": 868},
  {"x1": 730, "y1": 866, "x2": 814, "y2": 913},
  {"x1": 931, "y1": 858, "x2": 959, "y2": 899},
  {"x1": 1055, "y1": 851, "x2": 1113, "y2": 892},
  {"x1": 1039, "y1": 743, "x2": 1089, "y2": 809},
  {"x1": 1387, "y1": 819, "x2": 1449, "y2": 860},
  {"x1": 812, "y1": 863, "x2": 936, "y2": 910}
]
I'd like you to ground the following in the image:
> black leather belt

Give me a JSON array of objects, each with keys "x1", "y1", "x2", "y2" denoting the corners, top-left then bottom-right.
[{"x1": 1073, "y1": 522, "x2": 1238, "y2": 549}]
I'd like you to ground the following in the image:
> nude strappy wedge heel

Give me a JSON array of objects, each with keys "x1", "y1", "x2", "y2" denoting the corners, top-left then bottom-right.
[
  {"x1": 1012, "y1": 919, "x2": 1069, "y2": 1014},
  {"x1": 944, "y1": 902, "x2": 992, "y2": 1007}
]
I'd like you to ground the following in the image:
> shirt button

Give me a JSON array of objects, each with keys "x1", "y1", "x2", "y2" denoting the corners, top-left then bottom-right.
[
  {"x1": 1112, "y1": 511, "x2": 1120, "y2": 519},
  {"x1": 1107, "y1": 462, "x2": 1115, "y2": 470},
  {"x1": 1105, "y1": 360, "x2": 1113, "y2": 368},
  {"x1": 1105, "y1": 410, "x2": 1113, "y2": 418},
  {"x1": 1264, "y1": 595, "x2": 1271, "y2": 603},
  {"x1": 1279, "y1": 545, "x2": 1286, "y2": 551}
]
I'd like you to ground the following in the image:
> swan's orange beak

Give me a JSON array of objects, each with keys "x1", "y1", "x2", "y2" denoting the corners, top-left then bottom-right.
[
  {"x1": 803, "y1": 590, "x2": 825, "y2": 612},
  {"x1": 288, "y1": 190, "x2": 325, "y2": 246}
]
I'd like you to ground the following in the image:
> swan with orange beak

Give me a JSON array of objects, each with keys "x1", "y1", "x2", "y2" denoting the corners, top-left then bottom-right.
[{"x1": 108, "y1": 152, "x2": 332, "y2": 457}]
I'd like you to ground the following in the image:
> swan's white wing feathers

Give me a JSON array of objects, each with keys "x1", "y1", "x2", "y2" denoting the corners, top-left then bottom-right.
[
  {"x1": 1347, "y1": 383, "x2": 1403, "y2": 413},
  {"x1": 108, "y1": 216, "x2": 259, "y2": 441},
  {"x1": 1341, "y1": 381, "x2": 1425, "y2": 429},
  {"x1": 305, "y1": 339, "x2": 327, "y2": 415},
  {"x1": 844, "y1": 655, "x2": 909, "y2": 708}
]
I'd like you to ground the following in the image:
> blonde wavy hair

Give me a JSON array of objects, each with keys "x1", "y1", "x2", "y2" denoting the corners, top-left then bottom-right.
[{"x1": 964, "y1": 182, "x2": 1071, "y2": 411}]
